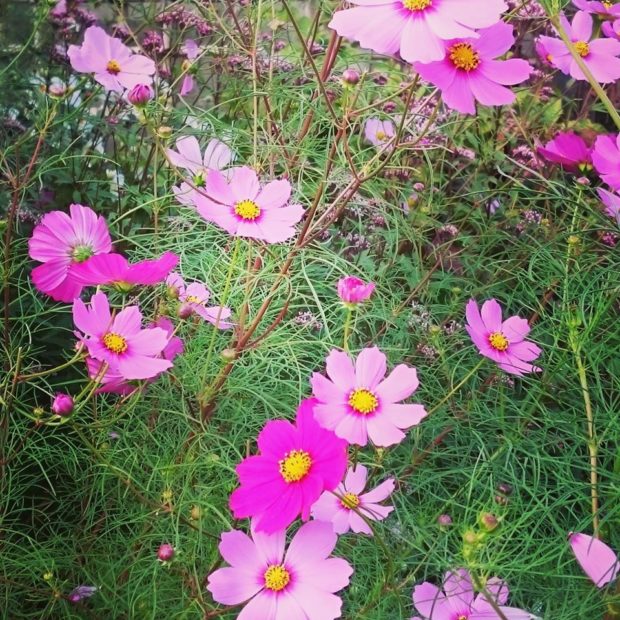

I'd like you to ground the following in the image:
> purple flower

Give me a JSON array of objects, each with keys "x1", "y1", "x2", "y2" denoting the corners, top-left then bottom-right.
[
  {"x1": 68, "y1": 585, "x2": 97, "y2": 603},
  {"x1": 127, "y1": 83, "x2": 153, "y2": 106},
  {"x1": 157, "y1": 543, "x2": 175, "y2": 562}
]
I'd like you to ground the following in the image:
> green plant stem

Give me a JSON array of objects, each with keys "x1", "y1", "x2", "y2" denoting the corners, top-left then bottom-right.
[
  {"x1": 428, "y1": 359, "x2": 486, "y2": 416},
  {"x1": 343, "y1": 308, "x2": 353, "y2": 352}
]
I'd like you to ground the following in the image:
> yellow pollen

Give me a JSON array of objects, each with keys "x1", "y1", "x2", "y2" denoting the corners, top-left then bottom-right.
[
  {"x1": 185, "y1": 295, "x2": 202, "y2": 303},
  {"x1": 546, "y1": 54, "x2": 553, "y2": 63},
  {"x1": 279, "y1": 450, "x2": 312, "y2": 483},
  {"x1": 458, "y1": 616, "x2": 469, "y2": 620},
  {"x1": 449, "y1": 43, "x2": 480, "y2": 71},
  {"x1": 375, "y1": 130, "x2": 387, "y2": 142},
  {"x1": 489, "y1": 332, "x2": 509, "y2": 352},
  {"x1": 103, "y1": 332, "x2": 128, "y2": 354},
  {"x1": 106, "y1": 59, "x2": 122, "y2": 74},
  {"x1": 234, "y1": 199, "x2": 261, "y2": 221},
  {"x1": 348, "y1": 389, "x2": 379, "y2": 415},
  {"x1": 263, "y1": 565, "x2": 290, "y2": 592},
  {"x1": 402, "y1": 0, "x2": 432, "y2": 10},
  {"x1": 574, "y1": 41, "x2": 590, "y2": 57},
  {"x1": 603, "y1": 1, "x2": 613, "y2": 9},
  {"x1": 340, "y1": 492, "x2": 361, "y2": 510}
]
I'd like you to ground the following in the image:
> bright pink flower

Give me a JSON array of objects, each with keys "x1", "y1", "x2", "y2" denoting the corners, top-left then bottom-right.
[
  {"x1": 157, "y1": 543, "x2": 175, "y2": 562},
  {"x1": 414, "y1": 22, "x2": 532, "y2": 116},
  {"x1": 73, "y1": 292, "x2": 173, "y2": 381},
  {"x1": 165, "y1": 273, "x2": 234, "y2": 329},
  {"x1": 598, "y1": 188, "x2": 620, "y2": 226},
  {"x1": 537, "y1": 131, "x2": 592, "y2": 172},
  {"x1": 465, "y1": 299, "x2": 542, "y2": 376},
  {"x1": 573, "y1": 0, "x2": 620, "y2": 18},
  {"x1": 538, "y1": 11, "x2": 620, "y2": 83},
  {"x1": 593, "y1": 133, "x2": 620, "y2": 189},
  {"x1": 72, "y1": 251, "x2": 178, "y2": 291},
  {"x1": 337, "y1": 276, "x2": 375, "y2": 305},
  {"x1": 229, "y1": 399, "x2": 347, "y2": 533},
  {"x1": 412, "y1": 568, "x2": 535, "y2": 620},
  {"x1": 51, "y1": 393, "x2": 74, "y2": 416},
  {"x1": 311, "y1": 464, "x2": 394, "y2": 535},
  {"x1": 207, "y1": 521, "x2": 353, "y2": 620},
  {"x1": 127, "y1": 83, "x2": 153, "y2": 106},
  {"x1": 68, "y1": 26, "x2": 156, "y2": 92},
  {"x1": 328, "y1": 0, "x2": 507, "y2": 64},
  {"x1": 311, "y1": 347, "x2": 427, "y2": 447},
  {"x1": 29, "y1": 203, "x2": 112, "y2": 303},
  {"x1": 569, "y1": 532, "x2": 620, "y2": 587},
  {"x1": 194, "y1": 167, "x2": 304, "y2": 243},
  {"x1": 364, "y1": 117, "x2": 395, "y2": 146}
]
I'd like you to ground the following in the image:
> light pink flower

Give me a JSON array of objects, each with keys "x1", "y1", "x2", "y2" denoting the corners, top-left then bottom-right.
[
  {"x1": 537, "y1": 131, "x2": 592, "y2": 172},
  {"x1": 72, "y1": 251, "x2": 178, "y2": 292},
  {"x1": 311, "y1": 464, "x2": 395, "y2": 535},
  {"x1": 414, "y1": 22, "x2": 532, "y2": 116},
  {"x1": 29, "y1": 203, "x2": 112, "y2": 303},
  {"x1": 329, "y1": 0, "x2": 507, "y2": 64},
  {"x1": 180, "y1": 39, "x2": 200, "y2": 96},
  {"x1": 465, "y1": 299, "x2": 542, "y2": 376},
  {"x1": 68, "y1": 26, "x2": 156, "y2": 93},
  {"x1": 337, "y1": 276, "x2": 375, "y2": 305},
  {"x1": 73, "y1": 292, "x2": 173, "y2": 381},
  {"x1": 412, "y1": 568, "x2": 535, "y2": 619},
  {"x1": 598, "y1": 188, "x2": 620, "y2": 226},
  {"x1": 593, "y1": 133, "x2": 620, "y2": 190},
  {"x1": 311, "y1": 347, "x2": 427, "y2": 447},
  {"x1": 207, "y1": 521, "x2": 353, "y2": 620},
  {"x1": 194, "y1": 167, "x2": 304, "y2": 243},
  {"x1": 602, "y1": 19, "x2": 620, "y2": 40},
  {"x1": 573, "y1": 0, "x2": 620, "y2": 18},
  {"x1": 167, "y1": 136, "x2": 233, "y2": 181},
  {"x1": 569, "y1": 532, "x2": 620, "y2": 587},
  {"x1": 364, "y1": 118, "x2": 396, "y2": 146},
  {"x1": 229, "y1": 399, "x2": 348, "y2": 534},
  {"x1": 538, "y1": 11, "x2": 620, "y2": 83}
]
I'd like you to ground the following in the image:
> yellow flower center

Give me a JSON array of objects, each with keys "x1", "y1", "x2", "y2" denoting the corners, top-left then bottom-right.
[
  {"x1": 489, "y1": 332, "x2": 509, "y2": 352},
  {"x1": 340, "y1": 492, "x2": 361, "y2": 510},
  {"x1": 449, "y1": 43, "x2": 480, "y2": 71},
  {"x1": 375, "y1": 130, "x2": 387, "y2": 142},
  {"x1": 402, "y1": 0, "x2": 432, "y2": 10},
  {"x1": 234, "y1": 199, "x2": 261, "y2": 221},
  {"x1": 185, "y1": 295, "x2": 202, "y2": 303},
  {"x1": 458, "y1": 616, "x2": 469, "y2": 620},
  {"x1": 106, "y1": 59, "x2": 122, "y2": 75},
  {"x1": 279, "y1": 450, "x2": 312, "y2": 483},
  {"x1": 348, "y1": 388, "x2": 379, "y2": 415},
  {"x1": 603, "y1": 1, "x2": 613, "y2": 9},
  {"x1": 263, "y1": 565, "x2": 291, "y2": 592},
  {"x1": 103, "y1": 332, "x2": 128, "y2": 354},
  {"x1": 575, "y1": 41, "x2": 590, "y2": 57}
]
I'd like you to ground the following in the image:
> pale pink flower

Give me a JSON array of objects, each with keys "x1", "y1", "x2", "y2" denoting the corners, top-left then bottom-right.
[
  {"x1": 337, "y1": 276, "x2": 375, "y2": 305},
  {"x1": 311, "y1": 347, "x2": 427, "y2": 447},
  {"x1": 207, "y1": 521, "x2": 353, "y2": 620},
  {"x1": 180, "y1": 39, "x2": 200, "y2": 96},
  {"x1": 68, "y1": 26, "x2": 156, "y2": 92},
  {"x1": 593, "y1": 133, "x2": 620, "y2": 190},
  {"x1": 329, "y1": 0, "x2": 507, "y2": 64},
  {"x1": 598, "y1": 188, "x2": 620, "y2": 226},
  {"x1": 364, "y1": 117, "x2": 396, "y2": 146},
  {"x1": 569, "y1": 532, "x2": 620, "y2": 587},
  {"x1": 311, "y1": 464, "x2": 395, "y2": 535}
]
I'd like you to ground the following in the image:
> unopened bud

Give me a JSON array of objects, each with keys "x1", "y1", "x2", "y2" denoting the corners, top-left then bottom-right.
[
  {"x1": 342, "y1": 69, "x2": 360, "y2": 85},
  {"x1": 157, "y1": 543, "x2": 175, "y2": 562},
  {"x1": 51, "y1": 393, "x2": 74, "y2": 416}
]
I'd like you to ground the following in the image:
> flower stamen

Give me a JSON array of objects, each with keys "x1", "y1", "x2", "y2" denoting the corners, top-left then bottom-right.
[
  {"x1": 448, "y1": 43, "x2": 480, "y2": 71},
  {"x1": 489, "y1": 332, "x2": 509, "y2": 351},
  {"x1": 103, "y1": 332, "x2": 128, "y2": 354},
  {"x1": 574, "y1": 41, "x2": 590, "y2": 57},
  {"x1": 106, "y1": 59, "x2": 122, "y2": 75},
  {"x1": 402, "y1": 0, "x2": 432, "y2": 10},
  {"x1": 340, "y1": 492, "x2": 361, "y2": 510},
  {"x1": 348, "y1": 389, "x2": 379, "y2": 415},
  {"x1": 279, "y1": 450, "x2": 312, "y2": 483},
  {"x1": 234, "y1": 199, "x2": 261, "y2": 221},
  {"x1": 263, "y1": 565, "x2": 290, "y2": 592}
]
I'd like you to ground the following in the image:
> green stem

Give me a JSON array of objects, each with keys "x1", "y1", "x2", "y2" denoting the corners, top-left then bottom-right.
[
  {"x1": 17, "y1": 350, "x2": 84, "y2": 382},
  {"x1": 428, "y1": 359, "x2": 485, "y2": 416},
  {"x1": 343, "y1": 308, "x2": 354, "y2": 352}
]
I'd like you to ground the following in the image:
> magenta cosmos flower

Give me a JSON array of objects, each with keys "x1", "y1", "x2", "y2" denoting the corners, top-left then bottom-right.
[
  {"x1": 593, "y1": 133, "x2": 620, "y2": 190},
  {"x1": 72, "y1": 251, "x2": 178, "y2": 292},
  {"x1": 598, "y1": 188, "x2": 620, "y2": 226},
  {"x1": 569, "y1": 532, "x2": 619, "y2": 587},
  {"x1": 412, "y1": 568, "x2": 535, "y2": 620},
  {"x1": 193, "y1": 167, "x2": 304, "y2": 243},
  {"x1": 414, "y1": 22, "x2": 532, "y2": 116},
  {"x1": 311, "y1": 347, "x2": 427, "y2": 447},
  {"x1": 207, "y1": 521, "x2": 353, "y2": 620},
  {"x1": 538, "y1": 11, "x2": 620, "y2": 83},
  {"x1": 337, "y1": 276, "x2": 375, "y2": 305},
  {"x1": 329, "y1": 0, "x2": 507, "y2": 64},
  {"x1": 364, "y1": 118, "x2": 396, "y2": 147},
  {"x1": 465, "y1": 299, "x2": 541, "y2": 376},
  {"x1": 68, "y1": 26, "x2": 156, "y2": 92},
  {"x1": 229, "y1": 399, "x2": 347, "y2": 534},
  {"x1": 573, "y1": 0, "x2": 620, "y2": 18},
  {"x1": 73, "y1": 292, "x2": 173, "y2": 381},
  {"x1": 29, "y1": 203, "x2": 112, "y2": 303},
  {"x1": 537, "y1": 132, "x2": 592, "y2": 172},
  {"x1": 311, "y1": 464, "x2": 395, "y2": 535}
]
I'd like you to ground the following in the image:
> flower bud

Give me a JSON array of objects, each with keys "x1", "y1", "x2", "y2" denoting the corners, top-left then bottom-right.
[
  {"x1": 51, "y1": 393, "x2": 74, "y2": 416},
  {"x1": 337, "y1": 276, "x2": 375, "y2": 305},
  {"x1": 438, "y1": 514, "x2": 452, "y2": 528},
  {"x1": 221, "y1": 348, "x2": 237, "y2": 362},
  {"x1": 177, "y1": 303, "x2": 194, "y2": 320},
  {"x1": 157, "y1": 543, "x2": 175, "y2": 562},
  {"x1": 156, "y1": 126, "x2": 173, "y2": 139},
  {"x1": 342, "y1": 69, "x2": 360, "y2": 85},
  {"x1": 190, "y1": 505, "x2": 201, "y2": 520},
  {"x1": 127, "y1": 83, "x2": 153, "y2": 106},
  {"x1": 479, "y1": 512, "x2": 499, "y2": 532}
]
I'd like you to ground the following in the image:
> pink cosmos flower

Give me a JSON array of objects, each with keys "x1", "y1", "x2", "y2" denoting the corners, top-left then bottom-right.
[
  {"x1": 207, "y1": 521, "x2": 353, "y2": 620},
  {"x1": 538, "y1": 11, "x2": 620, "y2": 83},
  {"x1": 569, "y1": 532, "x2": 620, "y2": 587},
  {"x1": 180, "y1": 39, "x2": 200, "y2": 96},
  {"x1": 229, "y1": 399, "x2": 347, "y2": 534},
  {"x1": 573, "y1": 0, "x2": 620, "y2": 18},
  {"x1": 310, "y1": 347, "x2": 427, "y2": 447},
  {"x1": 602, "y1": 19, "x2": 620, "y2": 40},
  {"x1": 412, "y1": 568, "x2": 535, "y2": 620},
  {"x1": 167, "y1": 136, "x2": 233, "y2": 182},
  {"x1": 328, "y1": 0, "x2": 507, "y2": 64},
  {"x1": 337, "y1": 276, "x2": 375, "y2": 305},
  {"x1": 414, "y1": 22, "x2": 532, "y2": 116},
  {"x1": 194, "y1": 167, "x2": 304, "y2": 243},
  {"x1": 364, "y1": 118, "x2": 396, "y2": 146},
  {"x1": 165, "y1": 273, "x2": 234, "y2": 329},
  {"x1": 537, "y1": 132, "x2": 592, "y2": 172},
  {"x1": 311, "y1": 464, "x2": 395, "y2": 535},
  {"x1": 73, "y1": 292, "x2": 173, "y2": 381},
  {"x1": 72, "y1": 251, "x2": 178, "y2": 292},
  {"x1": 593, "y1": 133, "x2": 620, "y2": 190},
  {"x1": 598, "y1": 188, "x2": 620, "y2": 226},
  {"x1": 465, "y1": 299, "x2": 542, "y2": 376},
  {"x1": 68, "y1": 26, "x2": 156, "y2": 93},
  {"x1": 29, "y1": 203, "x2": 112, "y2": 303}
]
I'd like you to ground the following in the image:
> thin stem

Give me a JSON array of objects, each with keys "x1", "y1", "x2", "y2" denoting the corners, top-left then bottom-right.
[
  {"x1": 343, "y1": 308, "x2": 353, "y2": 352},
  {"x1": 428, "y1": 359, "x2": 486, "y2": 416}
]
